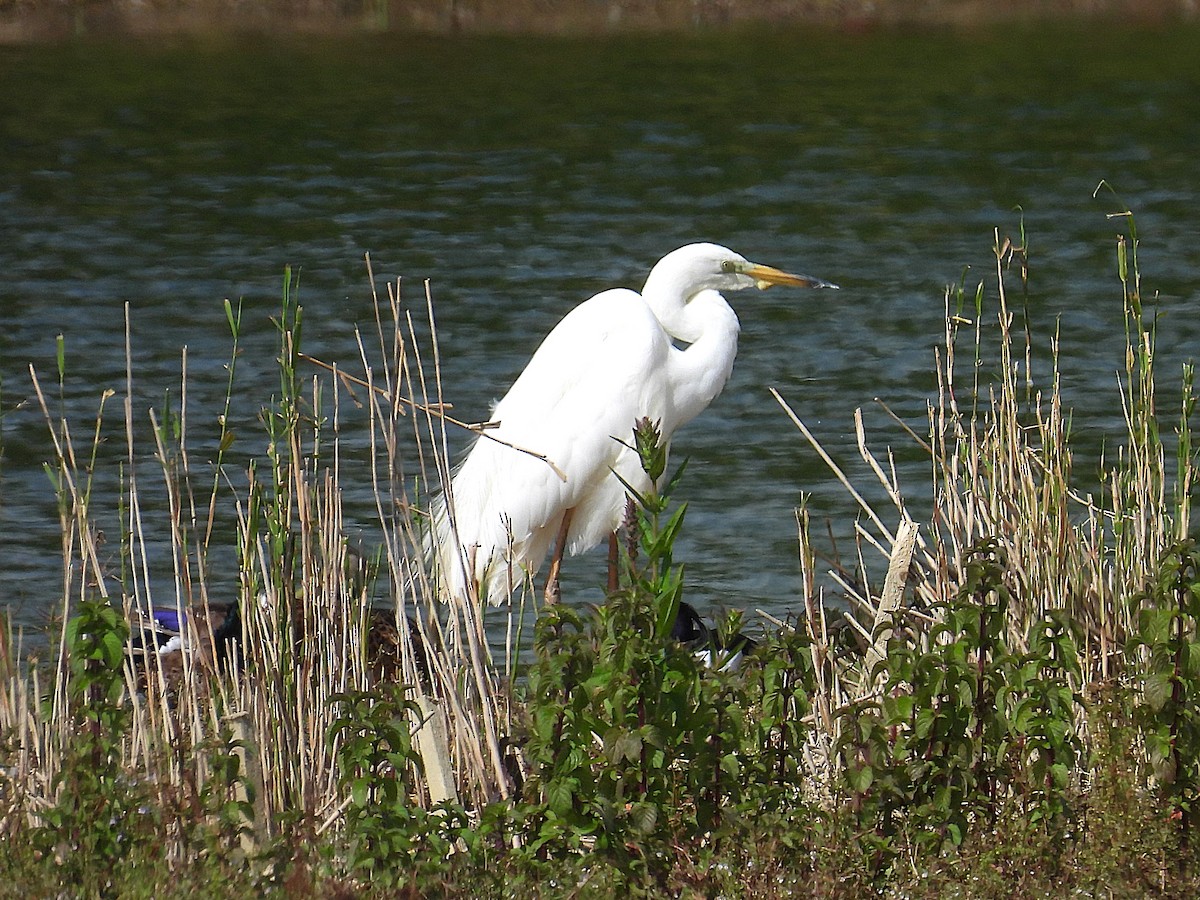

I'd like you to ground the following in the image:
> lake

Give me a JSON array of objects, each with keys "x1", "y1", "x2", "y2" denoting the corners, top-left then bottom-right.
[{"x1": 1, "y1": 24, "x2": 1198, "y2": 639}]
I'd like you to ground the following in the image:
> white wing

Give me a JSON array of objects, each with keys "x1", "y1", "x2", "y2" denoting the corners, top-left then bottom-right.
[{"x1": 435, "y1": 288, "x2": 673, "y2": 601}]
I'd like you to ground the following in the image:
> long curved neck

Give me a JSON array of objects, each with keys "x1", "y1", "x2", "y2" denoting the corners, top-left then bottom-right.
[
  {"x1": 650, "y1": 287, "x2": 742, "y2": 427},
  {"x1": 642, "y1": 268, "x2": 708, "y2": 343}
]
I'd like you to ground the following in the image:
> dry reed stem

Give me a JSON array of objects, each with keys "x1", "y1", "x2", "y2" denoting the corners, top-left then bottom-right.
[{"x1": 860, "y1": 517, "x2": 919, "y2": 690}]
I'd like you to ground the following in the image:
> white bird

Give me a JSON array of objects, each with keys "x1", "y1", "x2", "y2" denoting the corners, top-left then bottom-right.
[{"x1": 432, "y1": 242, "x2": 836, "y2": 605}]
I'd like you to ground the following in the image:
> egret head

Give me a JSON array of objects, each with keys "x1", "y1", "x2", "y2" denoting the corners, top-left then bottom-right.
[{"x1": 645, "y1": 242, "x2": 838, "y2": 299}]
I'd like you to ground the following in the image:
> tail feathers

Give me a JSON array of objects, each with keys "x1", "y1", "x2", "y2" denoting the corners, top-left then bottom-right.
[
  {"x1": 427, "y1": 494, "x2": 468, "y2": 602},
  {"x1": 428, "y1": 495, "x2": 529, "y2": 606}
]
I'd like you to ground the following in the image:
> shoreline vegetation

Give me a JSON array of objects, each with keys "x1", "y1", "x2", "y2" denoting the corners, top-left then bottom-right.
[
  {"x1": 0, "y1": 0, "x2": 1197, "y2": 42},
  {"x1": 1, "y1": 208, "x2": 1199, "y2": 895}
]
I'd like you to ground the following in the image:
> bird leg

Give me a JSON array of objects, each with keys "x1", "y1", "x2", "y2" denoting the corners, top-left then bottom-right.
[{"x1": 544, "y1": 507, "x2": 574, "y2": 606}]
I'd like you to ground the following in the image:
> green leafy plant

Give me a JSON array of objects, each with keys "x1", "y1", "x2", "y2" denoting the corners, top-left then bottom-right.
[
  {"x1": 329, "y1": 685, "x2": 468, "y2": 890},
  {"x1": 838, "y1": 539, "x2": 1081, "y2": 862},
  {"x1": 733, "y1": 616, "x2": 817, "y2": 823},
  {"x1": 519, "y1": 418, "x2": 743, "y2": 881},
  {"x1": 1006, "y1": 610, "x2": 1082, "y2": 827},
  {"x1": 38, "y1": 598, "x2": 148, "y2": 893},
  {"x1": 1129, "y1": 538, "x2": 1200, "y2": 845}
]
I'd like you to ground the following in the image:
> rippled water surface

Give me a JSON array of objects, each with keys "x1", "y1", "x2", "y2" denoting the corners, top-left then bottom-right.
[{"x1": 1, "y1": 25, "x2": 1199, "y2": 634}]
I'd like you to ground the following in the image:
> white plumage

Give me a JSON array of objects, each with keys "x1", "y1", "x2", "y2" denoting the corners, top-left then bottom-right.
[{"x1": 431, "y1": 242, "x2": 836, "y2": 604}]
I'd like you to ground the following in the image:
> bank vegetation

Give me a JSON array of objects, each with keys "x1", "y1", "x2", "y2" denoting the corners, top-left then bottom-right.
[{"x1": 1, "y1": 209, "x2": 1198, "y2": 896}]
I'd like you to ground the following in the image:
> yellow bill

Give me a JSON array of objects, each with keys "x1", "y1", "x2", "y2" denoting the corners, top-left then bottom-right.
[{"x1": 744, "y1": 262, "x2": 839, "y2": 291}]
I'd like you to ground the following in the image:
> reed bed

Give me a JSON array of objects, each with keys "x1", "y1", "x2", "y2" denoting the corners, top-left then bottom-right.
[
  {"x1": 0, "y1": 212, "x2": 1196, "y2": 894},
  {"x1": 0, "y1": 262, "x2": 512, "y2": 855},
  {"x1": 796, "y1": 216, "x2": 1193, "y2": 685}
]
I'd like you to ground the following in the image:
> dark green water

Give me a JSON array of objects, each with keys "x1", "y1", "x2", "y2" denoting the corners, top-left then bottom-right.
[{"x1": 1, "y1": 25, "x2": 1198, "y2": 632}]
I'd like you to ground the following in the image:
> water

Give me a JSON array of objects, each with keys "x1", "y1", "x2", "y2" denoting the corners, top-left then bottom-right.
[{"x1": 1, "y1": 25, "x2": 1199, "y2": 636}]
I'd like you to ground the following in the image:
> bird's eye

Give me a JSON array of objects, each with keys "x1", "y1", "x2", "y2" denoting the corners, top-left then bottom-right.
[{"x1": 720, "y1": 260, "x2": 737, "y2": 273}]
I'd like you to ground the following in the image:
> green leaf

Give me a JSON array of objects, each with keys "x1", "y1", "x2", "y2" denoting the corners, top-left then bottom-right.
[
  {"x1": 546, "y1": 778, "x2": 577, "y2": 816},
  {"x1": 100, "y1": 630, "x2": 124, "y2": 667},
  {"x1": 608, "y1": 730, "x2": 642, "y2": 764},
  {"x1": 849, "y1": 765, "x2": 874, "y2": 793},
  {"x1": 1146, "y1": 729, "x2": 1173, "y2": 764},
  {"x1": 1144, "y1": 670, "x2": 1175, "y2": 713},
  {"x1": 914, "y1": 706, "x2": 936, "y2": 740},
  {"x1": 628, "y1": 801, "x2": 658, "y2": 835},
  {"x1": 885, "y1": 693, "x2": 915, "y2": 723},
  {"x1": 1051, "y1": 762, "x2": 1069, "y2": 789},
  {"x1": 946, "y1": 821, "x2": 963, "y2": 846}
]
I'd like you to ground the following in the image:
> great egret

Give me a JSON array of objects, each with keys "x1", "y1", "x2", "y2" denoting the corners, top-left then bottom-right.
[{"x1": 432, "y1": 242, "x2": 836, "y2": 605}]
